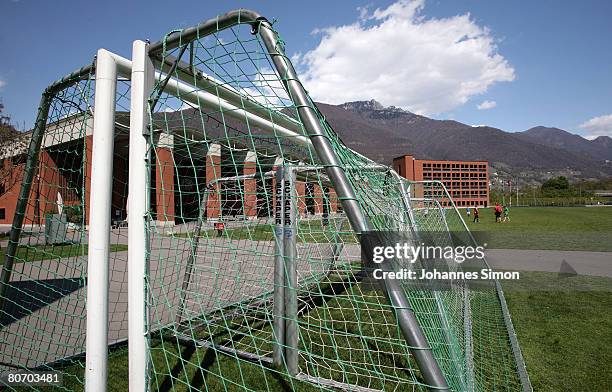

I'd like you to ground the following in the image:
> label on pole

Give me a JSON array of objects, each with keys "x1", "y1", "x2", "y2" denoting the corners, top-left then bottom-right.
[
  {"x1": 283, "y1": 178, "x2": 294, "y2": 239},
  {"x1": 275, "y1": 174, "x2": 283, "y2": 226}
]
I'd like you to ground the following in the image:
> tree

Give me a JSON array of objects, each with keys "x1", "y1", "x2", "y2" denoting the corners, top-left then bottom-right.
[
  {"x1": 0, "y1": 101, "x2": 24, "y2": 145},
  {"x1": 0, "y1": 100, "x2": 29, "y2": 198},
  {"x1": 541, "y1": 176, "x2": 570, "y2": 191}
]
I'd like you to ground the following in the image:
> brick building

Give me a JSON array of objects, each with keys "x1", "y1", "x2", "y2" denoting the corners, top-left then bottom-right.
[
  {"x1": 0, "y1": 115, "x2": 338, "y2": 227},
  {"x1": 393, "y1": 154, "x2": 489, "y2": 207}
]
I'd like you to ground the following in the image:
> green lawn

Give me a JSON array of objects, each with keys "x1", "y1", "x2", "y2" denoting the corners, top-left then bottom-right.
[
  {"x1": 52, "y1": 271, "x2": 612, "y2": 391},
  {"x1": 466, "y1": 206, "x2": 612, "y2": 251},
  {"x1": 174, "y1": 218, "x2": 356, "y2": 244},
  {"x1": 504, "y1": 272, "x2": 612, "y2": 391},
  {"x1": 1, "y1": 243, "x2": 128, "y2": 264},
  {"x1": 19, "y1": 207, "x2": 612, "y2": 390},
  {"x1": 175, "y1": 207, "x2": 612, "y2": 251}
]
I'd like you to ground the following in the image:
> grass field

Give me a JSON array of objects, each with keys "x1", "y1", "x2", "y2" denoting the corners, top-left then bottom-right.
[
  {"x1": 52, "y1": 271, "x2": 611, "y2": 391},
  {"x1": 504, "y1": 272, "x2": 612, "y2": 391},
  {"x1": 462, "y1": 206, "x2": 612, "y2": 251},
  {"x1": 175, "y1": 218, "x2": 355, "y2": 244},
  {"x1": 177, "y1": 207, "x2": 612, "y2": 251},
  {"x1": 9, "y1": 207, "x2": 612, "y2": 390},
  {"x1": 0, "y1": 243, "x2": 128, "y2": 264}
]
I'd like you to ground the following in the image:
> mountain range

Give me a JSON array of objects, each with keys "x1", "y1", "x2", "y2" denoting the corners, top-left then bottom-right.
[{"x1": 315, "y1": 100, "x2": 612, "y2": 182}]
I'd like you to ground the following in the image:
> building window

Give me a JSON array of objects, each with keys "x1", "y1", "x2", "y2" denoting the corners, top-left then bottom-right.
[{"x1": 0, "y1": 208, "x2": 5, "y2": 220}]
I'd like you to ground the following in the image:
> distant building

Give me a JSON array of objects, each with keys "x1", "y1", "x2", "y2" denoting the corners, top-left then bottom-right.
[{"x1": 393, "y1": 154, "x2": 489, "y2": 207}]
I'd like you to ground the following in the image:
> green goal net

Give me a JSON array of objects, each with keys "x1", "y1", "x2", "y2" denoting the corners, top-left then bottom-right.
[
  {"x1": 0, "y1": 9, "x2": 531, "y2": 392},
  {"x1": 141, "y1": 12, "x2": 530, "y2": 392},
  {"x1": 0, "y1": 64, "x2": 133, "y2": 390}
]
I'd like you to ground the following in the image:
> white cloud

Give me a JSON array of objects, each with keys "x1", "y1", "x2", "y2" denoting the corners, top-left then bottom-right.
[
  {"x1": 579, "y1": 114, "x2": 612, "y2": 139},
  {"x1": 0, "y1": 78, "x2": 5, "y2": 90},
  {"x1": 294, "y1": 0, "x2": 515, "y2": 115},
  {"x1": 477, "y1": 100, "x2": 496, "y2": 110}
]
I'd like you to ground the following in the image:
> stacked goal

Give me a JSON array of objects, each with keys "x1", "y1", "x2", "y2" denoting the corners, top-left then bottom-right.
[{"x1": 0, "y1": 9, "x2": 531, "y2": 392}]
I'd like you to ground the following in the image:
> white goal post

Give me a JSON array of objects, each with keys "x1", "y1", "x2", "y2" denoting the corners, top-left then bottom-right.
[{"x1": 84, "y1": 49, "x2": 132, "y2": 392}]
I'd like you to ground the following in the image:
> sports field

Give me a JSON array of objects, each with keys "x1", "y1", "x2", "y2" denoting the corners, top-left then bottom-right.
[
  {"x1": 467, "y1": 206, "x2": 612, "y2": 251},
  {"x1": 505, "y1": 272, "x2": 612, "y2": 391},
  {"x1": 179, "y1": 206, "x2": 612, "y2": 251}
]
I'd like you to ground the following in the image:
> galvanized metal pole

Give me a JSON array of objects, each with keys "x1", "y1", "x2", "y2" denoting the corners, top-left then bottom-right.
[
  {"x1": 283, "y1": 166, "x2": 299, "y2": 376},
  {"x1": 273, "y1": 167, "x2": 286, "y2": 367},
  {"x1": 145, "y1": 9, "x2": 450, "y2": 390}
]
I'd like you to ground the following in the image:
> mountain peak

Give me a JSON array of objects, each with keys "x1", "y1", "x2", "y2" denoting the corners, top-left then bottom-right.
[
  {"x1": 593, "y1": 135, "x2": 612, "y2": 141},
  {"x1": 514, "y1": 125, "x2": 612, "y2": 162},
  {"x1": 592, "y1": 135, "x2": 612, "y2": 147},
  {"x1": 314, "y1": 101, "x2": 612, "y2": 179},
  {"x1": 524, "y1": 126, "x2": 570, "y2": 135},
  {"x1": 338, "y1": 100, "x2": 415, "y2": 119},
  {"x1": 340, "y1": 99, "x2": 385, "y2": 112}
]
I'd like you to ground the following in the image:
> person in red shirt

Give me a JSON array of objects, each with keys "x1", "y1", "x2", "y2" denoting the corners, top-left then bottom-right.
[{"x1": 494, "y1": 203, "x2": 502, "y2": 223}]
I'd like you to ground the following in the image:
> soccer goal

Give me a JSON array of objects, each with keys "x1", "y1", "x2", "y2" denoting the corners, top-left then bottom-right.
[
  {"x1": 0, "y1": 8, "x2": 532, "y2": 392},
  {"x1": 125, "y1": 9, "x2": 531, "y2": 392},
  {"x1": 0, "y1": 50, "x2": 134, "y2": 390}
]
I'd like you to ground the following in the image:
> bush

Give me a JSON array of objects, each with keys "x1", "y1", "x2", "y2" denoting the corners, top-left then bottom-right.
[{"x1": 65, "y1": 205, "x2": 83, "y2": 224}]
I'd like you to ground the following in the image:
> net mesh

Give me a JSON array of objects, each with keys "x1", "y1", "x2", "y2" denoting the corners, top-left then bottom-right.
[
  {"x1": 0, "y1": 68, "x2": 132, "y2": 390},
  {"x1": 143, "y1": 18, "x2": 528, "y2": 392},
  {"x1": 0, "y1": 12, "x2": 529, "y2": 392}
]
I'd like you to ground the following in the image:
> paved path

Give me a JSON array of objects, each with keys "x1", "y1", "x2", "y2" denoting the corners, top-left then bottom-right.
[
  {"x1": 0, "y1": 235, "x2": 339, "y2": 371},
  {"x1": 342, "y1": 244, "x2": 612, "y2": 278},
  {"x1": 484, "y1": 249, "x2": 612, "y2": 278}
]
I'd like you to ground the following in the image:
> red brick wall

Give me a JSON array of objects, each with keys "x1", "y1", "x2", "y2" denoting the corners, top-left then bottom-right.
[
  {"x1": 243, "y1": 157, "x2": 257, "y2": 218},
  {"x1": 329, "y1": 188, "x2": 338, "y2": 213},
  {"x1": 206, "y1": 151, "x2": 221, "y2": 220},
  {"x1": 0, "y1": 159, "x2": 25, "y2": 225},
  {"x1": 155, "y1": 147, "x2": 175, "y2": 222},
  {"x1": 0, "y1": 149, "x2": 81, "y2": 226},
  {"x1": 296, "y1": 181, "x2": 306, "y2": 215}
]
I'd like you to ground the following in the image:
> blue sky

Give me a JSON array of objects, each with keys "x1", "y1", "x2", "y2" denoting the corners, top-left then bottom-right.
[{"x1": 1, "y1": 0, "x2": 611, "y2": 138}]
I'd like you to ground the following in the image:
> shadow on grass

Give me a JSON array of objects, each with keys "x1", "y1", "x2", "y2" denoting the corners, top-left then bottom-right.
[
  {"x1": 297, "y1": 271, "x2": 366, "y2": 317},
  {"x1": 154, "y1": 315, "x2": 276, "y2": 392},
  {"x1": 156, "y1": 344, "x2": 196, "y2": 392},
  {"x1": 153, "y1": 273, "x2": 367, "y2": 392}
]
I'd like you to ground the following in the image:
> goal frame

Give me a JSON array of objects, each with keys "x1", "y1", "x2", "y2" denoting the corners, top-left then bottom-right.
[
  {"x1": 128, "y1": 9, "x2": 449, "y2": 392},
  {"x1": 0, "y1": 9, "x2": 533, "y2": 392}
]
